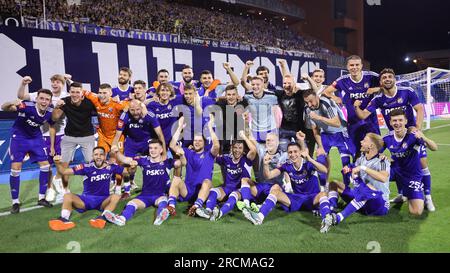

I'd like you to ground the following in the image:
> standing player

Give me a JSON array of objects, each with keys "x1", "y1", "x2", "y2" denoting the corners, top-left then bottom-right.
[
  {"x1": 1, "y1": 90, "x2": 56, "y2": 213},
  {"x1": 241, "y1": 61, "x2": 277, "y2": 92},
  {"x1": 382, "y1": 109, "x2": 437, "y2": 216},
  {"x1": 328, "y1": 133, "x2": 391, "y2": 226},
  {"x1": 131, "y1": 80, "x2": 150, "y2": 103},
  {"x1": 242, "y1": 143, "x2": 332, "y2": 233},
  {"x1": 48, "y1": 149, "x2": 129, "y2": 231},
  {"x1": 354, "y1": 68, "x2": 435, "y2": 211},
  {"x1": 195, "y1": 130, "x2": 256, "y2": 220},
  {"x1": 147, "y1": 69, "x2": 180, "y2": 96},
  {"x1": 167, "y1": 116, "x2": 220, "y2": 216},
  {"x1": 303, "y1": 89, "x2": 355, "y2": 188},
  {"x1": 322, "y1": 55, "x2": 381, "y2": 158},
  {"x1": 171, "y1": 65, "x2": 197, "y2": 95},
  {"x1": 105, "y1": 139, "x2": 182, "y2": 226},
  {"x1": 17, "y1": 75, "x2": 68, "y2": 202},
  {"x1": 83, "y1": 84, "x2": 129, "y2": 153},
  {"x1": 112, "y1": 67, "x2": 134, "y2": 101},
  {"x1": 112, "y1": 100, "x2": 166, "y2": 198}
]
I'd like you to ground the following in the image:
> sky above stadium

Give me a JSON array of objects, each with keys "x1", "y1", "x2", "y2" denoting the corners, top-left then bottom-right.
[{"x1": 364, "y1": 0, "x2": 450, "y2": 74}]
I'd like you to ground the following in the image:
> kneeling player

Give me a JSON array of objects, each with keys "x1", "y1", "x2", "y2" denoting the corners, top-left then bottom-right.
[
  {"x1": 105, "y1": 139, "x2": 182, "y2": 226},
  {"x1": 383, "y1": 109, "x2": 437, "y2": 216},
  {"x1": 48, "y1": 147, "x2": 130, "y2": 231},
  {"x1": 328, "y1": 133, "x2": 391, "y2": 226},
  {"x1": 242, "y1": 143, "x2": 333, "y2": 233},
  {"x1": 196, "y1": 131, "x2": 256, "y2": 220}
]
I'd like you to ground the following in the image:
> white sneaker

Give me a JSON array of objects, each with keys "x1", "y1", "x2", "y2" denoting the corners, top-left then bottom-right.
[
  {"x1": 103, "y1": 210, "x2": 126, "y2": 226},
  {"x1": 131, "y1": 181, "x2": 139, "y2": 191},
  {"x1": 153, "y1": 208, "x2": 170, "y2": 225},
  {"x1": 390, "y1": 194, "x2": 407, "y2": 203},
  {"x1": 210, "y1": 206, "x2": 223, "y2": 221},
  {"x1": 45, "y1": 187, "x2": 56, "y2": 202},
  {"x1": 320, "y1": 214, "x2": 333, "y2": 233},
  {"x1": 195, "y1": 207, "x2": 212, "y2": 219},
  {"x1": 425, "y1": 196, "x2": 436, "y2": 212}
]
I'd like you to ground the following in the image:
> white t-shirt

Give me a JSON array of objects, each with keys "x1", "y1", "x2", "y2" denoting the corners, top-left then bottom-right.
[{"x1": 29, "y1": 91, "x2": 68, "y2": 136}]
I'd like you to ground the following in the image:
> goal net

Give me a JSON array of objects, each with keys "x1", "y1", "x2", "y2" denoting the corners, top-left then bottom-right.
[{"x1": 396, "y1": 67, "x2": 450, "y2": 130}]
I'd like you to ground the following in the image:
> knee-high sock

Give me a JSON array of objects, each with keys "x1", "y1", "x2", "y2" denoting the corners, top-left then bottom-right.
[
  {"x1": 336, "y1": 199, "x2": 367, "y2": 224},
  {"x1": 206, "y1": 189, "x2": 219, "y2": 211},
  {"x1": 316, "y1": 155, "x2": 328, "y2": 187},
  {"x1": 194, "y1": 198, "x2": 204, "y2": 208},
  {"x1": 220, "y1": 192, "x2": 239, "y2": 216},
  {"x1": 10, "y1": 170, "x2": 21, "y2": 202},
  {"x1": 157, "y1": 198, "x2": 168, "y2": 215},
  {"x1": 168, "y1": 195, "x2": 177, "y2": 208},
  {"x1": 319, "y1": 196, "x2": 331, "y2": 220},
  {"x1": 328, "y1": 191, "x2": 339, "y2": 210},
  {"x1": 422, "y1": 167, "x2": 431, "y2": 195},
  {"x1": 39, "y1": 165, "x2": 50, "y2": 198},
  {"x1": 241, "y1": 184, "x2": 251, "y2": 205},
  {"x1": 121, "y1": 203, "x2": 138, "y2": 221},
  {"x1": 259, "y1": 194, "x2": 277, "y2": 217}
]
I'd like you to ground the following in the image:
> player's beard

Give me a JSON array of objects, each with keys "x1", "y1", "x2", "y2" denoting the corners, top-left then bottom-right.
[
  {"x1": 94, "y1": 160, "x2": 104, "y2": 168},
  {"x1": 183, "y1": 76, "x2": 192, "y2": 83},
  {"x1": 118, "y1": 78, "x2": 128, "y2": 85}
]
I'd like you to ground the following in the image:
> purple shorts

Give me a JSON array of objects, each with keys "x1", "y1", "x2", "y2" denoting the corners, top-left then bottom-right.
[
  {"x1": 221, "y1": 184, "x2": 240, "y2": 197},
  {"x1": 124, "y1": 138, "x2": 150, "y2": 157},
  {"x1": 321, "y1": 132, "x2": 355, "y2": 158},
  {"x1": 390, "y1": 167, "x2": 424, "y2": 200},
  {"x1": 247, "y1": 182, "x2": 274, "y2": 204},
  {"x1": 43, "y1": 135, "x2": 63, "y2": 164},
  {"x1": 281, "y1": 192, "x2": 318, "y2": 212},
  {"x1": 76, "y1": 194, "x2": 109, "y2": 213},
  {"x1": 135, "y1": 194, "x2": 164, "y2": 208},
  {"x1": 9, "y1": 137, "x2": 48, "y2": 163},
  {"x1": 178, "y1": 183, "x2": 202, "y2": 203},
  {"x1": 341, "y1": 187, "x2": 389, "y2": 216}
]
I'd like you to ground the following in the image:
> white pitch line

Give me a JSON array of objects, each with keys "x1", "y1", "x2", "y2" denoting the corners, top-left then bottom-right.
[
  {"x1": 436, "y1": 143, "x2": 450, "y2": 146},
  {"x1": 0, "y1": 205, "x2": 45, "y2": 217},
  {"x1": 426, "y1": 124, "x2": 450, "y2": 131}
]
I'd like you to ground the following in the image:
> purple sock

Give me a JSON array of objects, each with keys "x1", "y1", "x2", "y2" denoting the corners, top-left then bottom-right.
[
  {"x1": 422, "y1": 168, "x2": 431, "y2": 195},
  {"x1": 395, "y1": 179, "x2": 403, "y2": 195},
  {"x1": 168, "y1": 195, "x2": 177, "y2": 207},
  {"x1": 121, "y1": 204, "x2": 137, "y2": 221},
  {"x1": 259, "y1": 194, "x2": 277, "y2": 217},
  {"x1": 39, "y1": 167, "x2": 50, "y2": 196},
  {"x1": 319, "y1": 196, "x2": 331, "y2": 220},
  {"x1": 220, "y1": 193, "x2": 238, "y2": 216},
  {"x1": 241, "y1": 185, "x2": 251, "y2": 203},
  {"x1": 206, "y1": 190, "x2": 219, "y2": 211},
  {"x1": 157, "y1": 199, "x2": 168, "y2": 215},
  {"x1": 328, "y1": 191, "x2": 338, "y2": 210},
  {"x1": 340, "y1": 199, "x2": 367, "y2": 222},
  {"x1": 194, "y1": 198, "x2": 204, "y2": 208},
  {"x1": 10, "y1": 172, "x2": 20, "y2": 200}
]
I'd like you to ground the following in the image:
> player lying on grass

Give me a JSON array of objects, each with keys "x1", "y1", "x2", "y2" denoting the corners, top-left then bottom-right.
[
  {"x1": 327, "y1": 133, "x2": 391, "y2": 226},
  {"x1": 167, "y1": 115, "x2": 220, "y2": 216},
  {"x1": 194, "y1": 130, "x2": 257, "y2": 220},
  {"x1": 104, "y1": 139, "x2": 182, "y2": 226},
  {"x1": 242, "y1": 141, "x2": 333, "y2": 233},
  {"x1": 382, "y1": 109, "x2": 437, "y2": 216},
  {"x1": 48, "y1": 147, "x2": 133, "y2": 231}
]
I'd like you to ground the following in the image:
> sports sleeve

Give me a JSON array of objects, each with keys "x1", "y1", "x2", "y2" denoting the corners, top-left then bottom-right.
[
  {"x1": 133, "y1": 156, "x2": 146, "y2": 167},
  {"x1": 332, "y1": 77, "x2": 344, "y2": 92},
  {"x1": 166, "y1": 158, "x2": 174, "y2": 169},
  {"x1": 215, "y1": 155, "x2": 225, "y2": 166},
  {"x1": 146, "y1": 111, "x2": 161, "y2": 128},
  {"x1": 306, "y1": 161, "x2": 316, "y2": 172},
  {"x1": 407, "y1": 88, "x2": 420, "y2": 107},
  {"x1": 183, "y1": 147, "x2": 192, "y2": 161},
  {"x1": 113, "y1": 164, "x2": 125, "y2": 175},
  {"x1": 72, "y1": 163, "x2": 87, "y2": 175},
  {"x1": 277, "y1": 163, "x2": 286, "y2": 173},
  {"x1": 366, "y1": 96, "x2": 380, "y2": 113},
  {"x1": 202, "y1": 97, "x2": 216, "y2": 108},
  {"x1": 117, "y1": 113, "x2": 128, "y2": 131}
]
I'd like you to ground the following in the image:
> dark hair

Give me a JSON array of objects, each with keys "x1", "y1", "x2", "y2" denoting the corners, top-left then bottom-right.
[
  {"x1": 37, "y1": 89, "x2": 53, "y2": 98},
  {"x1": 200, "y1": 70, "x2": 212, "y2": 76},
  {"x1": 232, "y1": 140, "x2": 245, "y2": 147},
  {"x1": 389, "y1": 108, "x2": 406, "y2": 118},
  {"x1": 99, "y1": 83, "x2": 112, "y2": 90},
  {"x1": 70, "y1": 82, "x2": 83, "y2": 89},
  {"x1": 133, "y1": 80, "x2": 147, "y2": 88},
  {"x1": 302, "y1": 88, "x2": 317, "y2": 98},
  {"x1": 93, "y1": 146, "x2": 106, "y2": 154},
  {"x1": 119, "y1": 67, "x2": 132, "y2": 77},
  {"x1": 287, "y1": 142, "x2": 302, "y2": 150},
  {"x1": 379, "y1": 68, "x2": 395, "y2": 78},
  {"x1": 225, "y1": 84, "x2": 237, "y2": 93},
  {"x1": 148, "y1": 138, "x2": 163, "y2": 146},
  {"x1": 256, "y1": 66, "x2": 269, "y2": 74},
  {"x1": 346, "y1": 55, "x2": 362, "y2": 64},
  {"x1": 182, "y1": 65, "x2": 193, "y2": 71},
  {"x1": 157, "y1": 69, "x2": 169, "y2": 76}
]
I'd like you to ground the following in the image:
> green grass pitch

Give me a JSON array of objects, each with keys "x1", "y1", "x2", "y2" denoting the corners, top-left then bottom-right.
[{"x1": 1, "y1": 120, "x2": 449, "y2": 253}]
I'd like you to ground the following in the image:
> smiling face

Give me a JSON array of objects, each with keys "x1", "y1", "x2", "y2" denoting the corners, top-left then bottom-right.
[
  {"x1": 184, "y1": 88, "x2": 196, "y2": 105},
  {"x1": 347, "y1": 59, "x2": 363, "y2": 78},
  {"x1": 265, "y1": 133, "x2": 279, "y2": 153},
  {"x1": 225, "y1": 88, "x2": 238, "y2": 105},
  {"x1": 312, "y1": 70, "x2": 325, "y2": 85},
  {"x1": 380, "y1": 72, "x2": 396, "y2": 90},
  {"x1": 129, "y1": 100, "x2": 143, "y2": 120},
  {"x1": 97, "y1": 87, "x2": 112, "y2": 104},
  {"x1": 133, "y1": 83, "x2": 146, "y2": 101},
  {"x1": 231, "y1": 142, "x2": 244, "y2": 160},
  {"x1": 200, "y1": 73, "x2": 213, "y2": 88},
  {"x1": 118, "y1": 70, "x2": 131, "y2": 85},
  {"x1": 157, "y1": 71, "x2": 170, "y2": 84},
  {"x1": 390, "y1": 113, "x2": 407, "y2": 133},
  {"x1": 149, "y1": 142, "x2": 163, "y2": 159},
  {"x1": 182, "y1": 67, "x2": 193, "y2": 83},
  {"x1": 287, "y1": 144, "x2": 301, "y2": 163},
  {"x1": 304, "y1": 94, "x2": 319, "y2": 110},
  {"x1": 158, "y1": 85, "x2": 172, "y2": 101},
  {"x1": 92, "y1": 148, "x2": 106, "y2": 168},
  {"x1": 69, "y1": 86, "x2": 83, "y2": 104},
  {"x1": 251, "y1": 78, "x2": 264, "y2": 97},
  {"x1": 36, "y1": 92, "x2": 52, "y2": 111},
  {"x1": 51, "y1": 79, "x2": 64, "y2": 94},
  {"x1": 257, "y1": 69, "x2": 269, "y2": 84},
  {"x1": 193, "y1": 134, "x2": 205, "y2": 152}
]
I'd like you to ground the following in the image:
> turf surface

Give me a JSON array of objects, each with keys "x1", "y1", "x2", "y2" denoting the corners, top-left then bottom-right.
[{"x1": 1, "y1": 120, "x2": 449, "y2": 253}]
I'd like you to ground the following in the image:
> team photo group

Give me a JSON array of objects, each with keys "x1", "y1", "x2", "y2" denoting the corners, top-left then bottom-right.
[{"x1": 2, "y1": 54, "x2": 438, "y2": 234}]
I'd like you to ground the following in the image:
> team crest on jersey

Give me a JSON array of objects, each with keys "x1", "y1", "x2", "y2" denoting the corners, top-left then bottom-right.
[
  {"x1": 156, "y1": 108, "x2": 160, "y2": 111},
  {"x1": 390, "y1": 145, "x2": 394, "y2": 149},
  {"x1": 349, "y1": 87, "x2": 353, "y2": 90},
  {"x1": 92, "y1": 171, "x2": 97, "y2": 175},
  {"x1": 138, "y1": 119, "x2": 143, "y2": 124},
  {"x1": 364, "y1": 83, "x2": 369, "y2": 88},
  {"x1": 168, "y1": 105, "x2": 172, "y2": 110},
  {"x1": 109, "y1": 107, "x2": 113, "y2": 112},
  {"x1": 200, "y1": 154, "x2": 205, "y2": 159},
  {"x1": 397, "y1": 98, "x2": 403, "y2": 104},
  {"x1": 160, "y1": 162, "x2": 164, "y2": 166},
  {"x1": 402, "y1": 143, "x2": 408, "y2": 149}
]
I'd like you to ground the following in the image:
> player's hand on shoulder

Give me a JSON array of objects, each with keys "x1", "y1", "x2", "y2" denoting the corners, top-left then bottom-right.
[
  {"x1": 353, "y1": 100, "x2": 362, "y2": 107},
  {"x1": 22, "y1": 76, "x2": 32, "y2": 85},
  {"x1": 366, "y1": 87, "x2": 381, "y2": 95}
]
